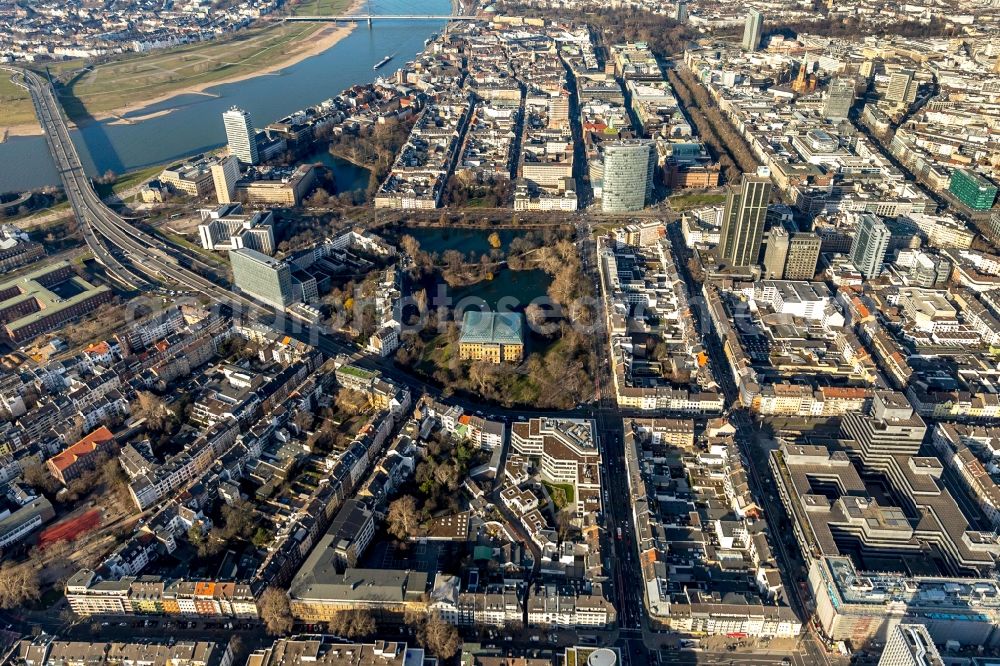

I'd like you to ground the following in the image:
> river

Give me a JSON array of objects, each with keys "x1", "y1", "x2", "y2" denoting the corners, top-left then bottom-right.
[{"x1": 0, "y1": 0, "x2": 450, "y2": 194}]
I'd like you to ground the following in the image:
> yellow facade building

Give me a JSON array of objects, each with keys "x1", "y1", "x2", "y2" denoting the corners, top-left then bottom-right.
[{"x1": 458, "y1": 311, "x2": 525, "y2": 364}]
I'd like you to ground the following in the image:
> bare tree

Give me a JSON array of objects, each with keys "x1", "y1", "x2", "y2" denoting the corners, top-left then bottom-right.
[
  {"x1": 220, "y1": 500, "x2": 254, "y2": 540},
  {"x1": 413, "y1": 288, "x2": 429, "y2": 314},
  {"x1": 259, "y1": 587, "x2": 293, "y2": 636},
  {"x1": 387, "y1": 495, "x2": 421, "y2": 541},
  {"x1": 0, "y1": 563, "x2": 40, "y2": 609},
  {"x1": 419, "y1": 615, "x2": 461, "y2": 659},
  {"x1": 21, "y1": 462, "x2": 59, "y2": 495},
  {"x1": 433, "y1": 462, "x2": 461, "y2": 491},
  {"x1": 335, "y1": 389, "x2": 370, "y2": 416},
  {"x1": 327, "y1": 610, "x2": 376, "y2": 639},
  {"x1": 525, "y1": 303, "x2": 557, "y2": 336},
  {"x1": 132, "y1": 391, "x2": 171, "y2": 432},
  {"x1": 293, "y1": 410, "x2": 315, "y2": 433},
  {"x1": 400, "y1": 235, "x2": 422, "y2": 259},
  {"x1": 100, "y1": 457, "x2": 126, "y2": 491},
  {"x1": 468, "y1": 361, "x2": 496, "y2": 394}
]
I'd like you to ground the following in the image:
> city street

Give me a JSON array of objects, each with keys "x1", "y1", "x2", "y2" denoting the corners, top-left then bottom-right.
[{"x1": 666, "y1": 221, "x2": 837, "y2": 666}]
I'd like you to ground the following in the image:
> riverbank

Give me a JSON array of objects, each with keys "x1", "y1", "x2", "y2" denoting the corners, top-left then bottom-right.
[
  {"x1": 1, "y1": 0, "x2": 366, "y2": 138},
  {"x1": 1, "y1": 123, "x2": 44, "y2": 138},
  {"x1": 79, "y1": 22, "x2": 360, "y2": 124},
  {"x1": 0, "y1": 72, "x2": 39, "y2": 138},
  {"x1": 0, "y1": 2, "x2": 452, "y2": 193}
]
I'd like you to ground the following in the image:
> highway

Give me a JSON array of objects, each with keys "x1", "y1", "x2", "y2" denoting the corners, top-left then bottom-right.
[
  {"x1": 12, "y1": 68, "x2": 147, "y2": 290},
  {"x1": 19, "y1": 68, "x2": 266, "y2": 311}
]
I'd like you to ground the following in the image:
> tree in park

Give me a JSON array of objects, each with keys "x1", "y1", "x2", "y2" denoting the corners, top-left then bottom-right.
[{"x1": 0, "y1": 562, "x2": 40, "y2": 609}]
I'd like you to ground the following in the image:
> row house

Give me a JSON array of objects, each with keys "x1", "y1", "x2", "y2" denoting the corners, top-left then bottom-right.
[
  {"x1": 128, "y1": 419, "x2": 239, "y2": 510},
  {"x1": 65, "y1": 569, "x2": 258, "y2": 618},
  {"x1": 526, "y1": 586, "x2": 615, "y2": 628}
]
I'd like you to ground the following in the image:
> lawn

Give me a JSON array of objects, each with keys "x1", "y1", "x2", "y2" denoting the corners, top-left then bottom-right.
[
  {"x1": 668, "y1": 191, "x2": 727, "y2": 211},
  {"x1": 290, "y1": 0, "x2": 355, "y2": 16},
  {"x1": 542, "y1": 481, "x2": 575, "y2": 511},
  {"x1": 40, "y1": 22, "x2": 327, "y2": 121},
  {"x1": 94, "y1": 163, "x2": 168, "y2": 199},
  {"x1": 0, "y1": 72, "x2": 36, "y2": 130},
  {"x1": 416, "y1": 332, "x2": 455, "y2": 375},
  {"x1": 161, "y1": 230, "x2": 230, "y2": 269}
]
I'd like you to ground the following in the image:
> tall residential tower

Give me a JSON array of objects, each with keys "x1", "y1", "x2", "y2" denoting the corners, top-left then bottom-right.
[{"x1": 223, "y1": 106, "x2": 259, "y2": 166}]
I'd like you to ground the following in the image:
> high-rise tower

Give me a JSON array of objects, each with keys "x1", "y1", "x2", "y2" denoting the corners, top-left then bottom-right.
[
  {"x1": 719, "y1": 173, "x2": 772, "y2": 267},
  {"x1": 229, "y1": 248, "x2": 292, "y2": 309},
  {"x1": 601, "y1": 140, "x2": 656, "y2": 213},
  {"x1": 223, "y1": 106, "x2": 259, "y2": 166},
  {"x1": 742, "y1": 9, "x2": 763, "y2": 51},
  {"x1": 878, "y1": 624, "x2": 943, "y2": 666},
  {"x1": 849, "y1": 213, "x2": 891, "y2": 278},
  {"x1": 211, "y1": 155, "x2": 240, "y2": 205},
  {"x1": 824, "y1": 78, "x2": 855, "y2": 119},
  {"x1": 886, "y1": 69, "x2": 916, "y2": 104}
]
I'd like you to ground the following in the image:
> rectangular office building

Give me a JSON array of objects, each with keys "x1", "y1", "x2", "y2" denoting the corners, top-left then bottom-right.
[
  {"x1": 229, "y1": 248, "x2": 292, "y2": 309},
  {"x1": 949, "y1": 168, "x2": 997, "y2": 211}
]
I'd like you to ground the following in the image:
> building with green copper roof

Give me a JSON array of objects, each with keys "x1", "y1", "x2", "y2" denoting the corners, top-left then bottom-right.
[{"x1": 459, "y1": 311, "x2": 524, "y2": 364}]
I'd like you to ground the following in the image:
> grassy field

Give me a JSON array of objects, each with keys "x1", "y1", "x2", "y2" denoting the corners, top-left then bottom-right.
[
  {"x1": 542, "y1": 481, "x2": 575, "y2": 511},
  {"x1": 1, "y1": 4, "x2": 355, "y2": 131},
  {"x1": 94, "y1": 163, "x2": 168, "y2": 199},
  {"x1": 161, "y1": 230, "x2": 230, "y2": 268},
  {"x1": 668, "y1": 191, "x2": 727, "y2": 211},
  {"x1": 0, "y1": 73, "x2": 36, "y2": 130},
  {"x1": 113, "y1": 164, "x2": 167, "y2": 195},
  {"x1": 290, "y1": 0, "x2": 354, "y2": 16},
  {"x1": 40, "y1": 22, "x2": 330, "y2": 121}
]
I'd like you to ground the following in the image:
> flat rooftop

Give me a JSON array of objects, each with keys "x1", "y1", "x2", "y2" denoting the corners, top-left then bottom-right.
[
  {"x1": 0, "y1": 261, "x2": 110, "y2": 336},
  {"x1": 772, "y1": 442, "x2": 998, "y2": 575}
]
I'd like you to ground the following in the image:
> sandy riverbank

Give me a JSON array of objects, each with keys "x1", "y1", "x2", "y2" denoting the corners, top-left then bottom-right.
[
  {"x1": 87, "y1": 22, "x2": 359, "y2": 123},
  {"x1": 106, "y1": 106, "x2": 194, "y2": 126},
  {"x1": 2, "y1": 123, "x2": 44, "y2": 138},
  {"x1": 2, "y1": 0, "x2": 366, "y2": 139}
]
